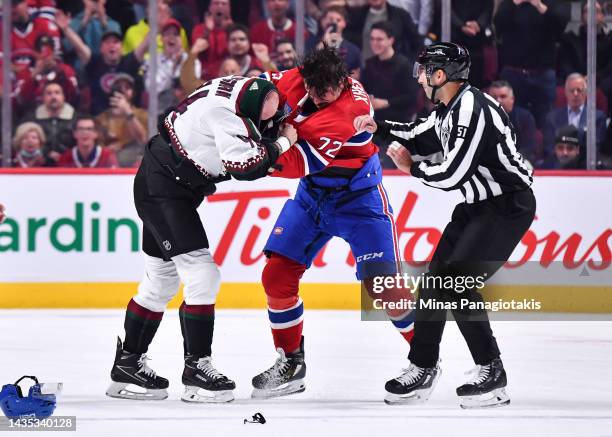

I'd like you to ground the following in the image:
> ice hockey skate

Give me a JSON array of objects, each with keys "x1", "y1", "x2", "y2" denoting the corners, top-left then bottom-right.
[
  {"x1": 251, "y1": 337, "x2": 306, "y2": 399},
  {"x1": 181, "y1": 355, "x2": 235, "y2": 403},
  {"x1": 106, "y1": 337, "x2": 169, "y2": 400},
  {"x1": 456, "y1": 358, "x2": 510, "y2": 409},
  {"x1": 384, "y1": 360, "x2": 441, "y2": 405}
]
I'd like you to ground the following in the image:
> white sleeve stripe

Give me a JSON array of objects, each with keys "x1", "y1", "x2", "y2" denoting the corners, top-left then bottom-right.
[
  {"x1": 478, "y1": 166, "x2": 503, "y2": 196},
  {"x1": 306, "y1": 140, "x2": 330, "y2": 165},
  {"x1": 471, "y1": 174, "x2": 487, "y2": 200},
  {"x1": 419, "y1": 109, "x2": 485, "y2": 189},
  {"x1": 295, "y1": 142, "x2": 310, "y2": 175}
]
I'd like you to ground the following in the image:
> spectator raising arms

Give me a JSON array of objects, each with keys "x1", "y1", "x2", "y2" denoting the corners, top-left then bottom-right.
[
  {"x1": 190, "y1": 0, "x2": 234, "y2": 80},
  {"x1": 82, "y1": 30, "x2": 145, "y2": 116},
  {"x1": 18, "y1": 34, "x2": 79, "y2": 107},
  {"x1": 12, "y1": 122, "x2": 50, "y2": 168},
  {"x1": 58, "y1": 115, "x2": 118, "y2": 168},
  {"x1": 62, "y1": 0, "x2": 120, "y2": 63}
]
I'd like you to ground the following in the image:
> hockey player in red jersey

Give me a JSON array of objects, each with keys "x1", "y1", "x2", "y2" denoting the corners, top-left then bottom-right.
[{"x1": 251, "y1": 46, "x2": 415, "y2": 399}]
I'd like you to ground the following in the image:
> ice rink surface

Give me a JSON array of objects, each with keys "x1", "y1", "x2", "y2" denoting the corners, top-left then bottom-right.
[{"x1": 1, "y1": 309, "x2": 611, "y2": 436}]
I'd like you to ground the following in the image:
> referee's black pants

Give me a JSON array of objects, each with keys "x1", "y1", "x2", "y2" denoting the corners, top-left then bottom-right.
[{"x1": 408, "y1": 188, "x2": 536, "y2": 368}]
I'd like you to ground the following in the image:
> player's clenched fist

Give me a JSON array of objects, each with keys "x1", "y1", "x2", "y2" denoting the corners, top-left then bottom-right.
[
  {"x1": 280, "y1": 123, "x2": 298, "y2": 146},
  {"x1": 353, "y1": 115, "x2": 377, "y2": 134},
  {"x1": 386, "y1": 142, "x2": 413, "y2": 175},
  {"x1": 0, "y1": 203, "x2": 6, "y2": 224}
]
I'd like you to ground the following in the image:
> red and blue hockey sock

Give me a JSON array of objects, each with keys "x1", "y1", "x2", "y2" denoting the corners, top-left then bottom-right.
[{"x1": 268, "y1": 298, "x2": 304, "y2": 353}]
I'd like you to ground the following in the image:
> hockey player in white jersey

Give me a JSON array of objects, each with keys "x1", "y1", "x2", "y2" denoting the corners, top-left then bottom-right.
[{"x1": 106, "y1": 76, "x2": 297, "y2": 403}]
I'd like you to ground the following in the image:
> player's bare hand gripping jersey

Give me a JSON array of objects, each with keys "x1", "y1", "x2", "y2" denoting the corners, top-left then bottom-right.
[{"x1": 262, "y1": 69, "x2": 378, "y2": 178}]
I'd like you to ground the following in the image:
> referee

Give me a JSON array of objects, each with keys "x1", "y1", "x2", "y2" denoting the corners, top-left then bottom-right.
[{"x1": 355, "y1": 42, "x2": 535, "y2": 408}]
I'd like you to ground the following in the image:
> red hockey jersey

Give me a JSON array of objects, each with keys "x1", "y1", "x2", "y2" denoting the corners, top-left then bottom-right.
[{"x1": 263, "y1": 68, "x2": 378, "y2": 179}]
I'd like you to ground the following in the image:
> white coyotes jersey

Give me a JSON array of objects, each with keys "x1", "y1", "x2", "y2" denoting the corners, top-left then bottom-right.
[{"x1": 166, "y1": 76, "x2": 265, "y2": 178}]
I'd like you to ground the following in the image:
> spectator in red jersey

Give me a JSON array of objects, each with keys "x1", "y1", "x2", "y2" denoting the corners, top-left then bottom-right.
[
  {"x1": 190, "y1": 0, "x2": 233, "y2": 81},
  {"x1": 18, "y1": 34, "x2": 79, "y2": 107},
  {"x1": 23, "y1": 81, "x2": 75, "y2": 163},
  {"x1": 251, "y1": 0, "x2": 302, "y2": 61},
  {"x1": 11, "y1": 121, "x2": 52, "y2": 168},
  {"x1": 2, "y1": 0, "x2": 61, "y2": 70},
  {"x1": 58, "y1": 115, "x2": 118, "y2": 168}
]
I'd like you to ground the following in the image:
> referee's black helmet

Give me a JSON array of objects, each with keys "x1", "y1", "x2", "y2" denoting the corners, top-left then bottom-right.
[{"x1": 413, "y1": 42, "x2": 471, "y2": 82}]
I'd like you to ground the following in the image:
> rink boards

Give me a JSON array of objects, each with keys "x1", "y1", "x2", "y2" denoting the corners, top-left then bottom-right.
[{"x1": 0, "y1": 170, "x2": 610, "y2": 311}]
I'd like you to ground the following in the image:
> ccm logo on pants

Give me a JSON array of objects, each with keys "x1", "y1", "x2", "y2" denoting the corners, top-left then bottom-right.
[{"x1": 356, "y1": 252, "x2": 384, "y2": 262}]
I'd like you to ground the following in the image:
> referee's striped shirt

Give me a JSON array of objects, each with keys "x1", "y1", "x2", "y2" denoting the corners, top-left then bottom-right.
[{"x1": 376, "y1": 82, "x2": 533, "y2": 203}]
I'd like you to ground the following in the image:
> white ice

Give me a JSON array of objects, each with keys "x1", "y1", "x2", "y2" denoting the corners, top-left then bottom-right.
[{"x1": 0, "y1": 309, "x2": 611, "y2": 436}]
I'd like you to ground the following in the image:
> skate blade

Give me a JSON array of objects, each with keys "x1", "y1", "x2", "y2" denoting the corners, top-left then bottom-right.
[
  {"x1": 181, "y1": 386, "x2": 234, "y2": 403},
  {"x1": 384, "y1": 388, "x2": 432, "y2": 405},
  {"x1": 251, "y1": 379, "x2": 306, "y2": 399},
  {"x1": 106, "y1": 382, "x2": 168, "y2": 400},
  {"x1": 459, "y1": 388, "x2": 510, "y2": 409}
]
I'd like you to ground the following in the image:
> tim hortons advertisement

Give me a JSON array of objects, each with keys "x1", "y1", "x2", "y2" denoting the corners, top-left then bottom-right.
[{"x1": 0, "y1": 173, "x2": 610, "y2": 286}]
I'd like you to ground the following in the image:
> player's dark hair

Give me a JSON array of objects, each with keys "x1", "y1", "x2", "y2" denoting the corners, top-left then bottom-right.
[
  {"x1": 299, "y1": 45, "x2": 349, "y2": 97},
  {"x1": 370, "y1": 21, "x2": 395, "y2": 39}
]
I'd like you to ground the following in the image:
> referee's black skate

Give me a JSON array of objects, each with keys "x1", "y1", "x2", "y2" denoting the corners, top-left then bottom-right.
[
  {"x1": 384, "y1": 360, "x2": 441, "y2": 405},
  {"x1": 106, "y1": 337, "x2": 169, "y2": 400},
  {"x1": 456, "y1": 358, "x2": 510, "y2": 409},
  {"x1": 251, "y1": 337, "x2": 306, "y2": 399},
  {"x1": 181, "y1": 355, "x2": 235, "y2": 403}
]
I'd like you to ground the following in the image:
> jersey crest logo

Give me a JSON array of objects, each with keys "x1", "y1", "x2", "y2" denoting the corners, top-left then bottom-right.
[
  {"x1": 163, "y1": 240, "x2": 172, "y2": 251},
  {"x1": 250, "y1": 82, "x2": 259, "y2": 91}
]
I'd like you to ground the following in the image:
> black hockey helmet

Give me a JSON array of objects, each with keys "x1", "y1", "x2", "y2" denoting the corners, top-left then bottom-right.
[{"x1": 414, "y1": 42, "x2": 471, "y2": 82}]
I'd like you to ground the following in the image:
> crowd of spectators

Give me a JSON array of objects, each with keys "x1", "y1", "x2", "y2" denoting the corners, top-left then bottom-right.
[{"x1": 0, "y1": 0, "x2": 611, "y2": 170}]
